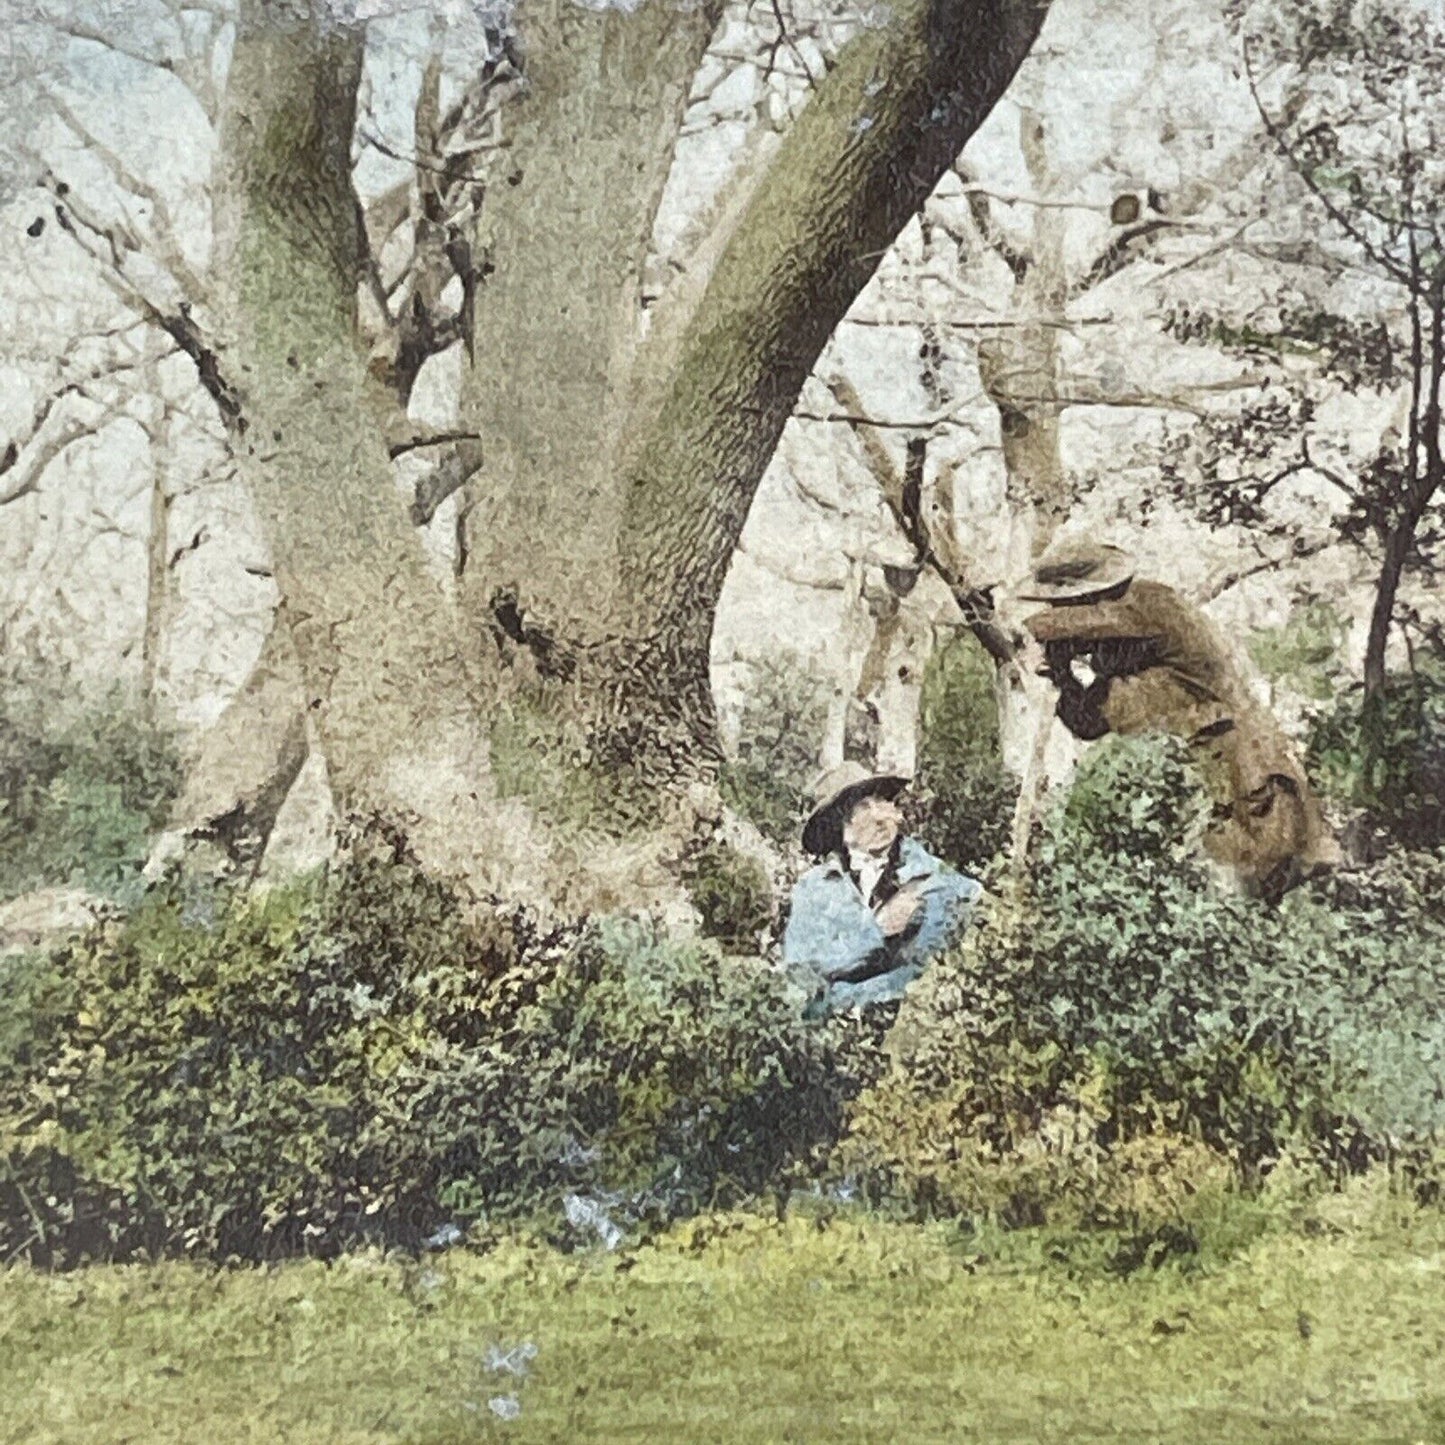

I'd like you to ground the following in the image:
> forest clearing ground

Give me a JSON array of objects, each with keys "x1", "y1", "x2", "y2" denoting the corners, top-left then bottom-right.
[{"x1": 4, "y1": 1197, "x2": 1445, "y2": 1445}]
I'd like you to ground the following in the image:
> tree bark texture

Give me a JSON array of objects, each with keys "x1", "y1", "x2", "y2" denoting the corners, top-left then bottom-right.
[
  {"x1": 211, "y1": 1, "x2": 507, "y2": 892},
  {"x1": 975, "y1": 111, "x2": 1068, "y2": 564},
  {"x1": 460, "y1": 0, "x2": 723, "y2": 651},
  {"x1": 156, "y1": 617, "x2": 308, "y2": 869},
  {"x1": 462, "y1": 0, "x2": 1052, "y2": 771}
]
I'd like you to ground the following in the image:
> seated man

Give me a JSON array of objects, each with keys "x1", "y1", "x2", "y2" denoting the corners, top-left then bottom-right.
[{"x1": 782, "y1": 762, "x2": 982, "y2": 1018}]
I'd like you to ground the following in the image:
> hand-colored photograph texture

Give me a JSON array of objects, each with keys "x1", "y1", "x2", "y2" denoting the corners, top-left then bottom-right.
[{"x1": 1, "y1": 0, "x2": 1443, "y2": 1439}]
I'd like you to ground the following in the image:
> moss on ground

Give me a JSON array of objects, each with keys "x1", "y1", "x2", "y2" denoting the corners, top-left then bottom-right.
[{"x1": 4, "y1": 1185, "x2": 1445, "y2": 1443}]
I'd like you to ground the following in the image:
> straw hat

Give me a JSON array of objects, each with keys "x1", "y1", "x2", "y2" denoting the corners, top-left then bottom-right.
[
  {"x1": 801, "y1": 760, "x2": 908, "y2": 857},
  {"x1": 1014, "y1": 538, "x2": 1136, "y2": 604}
]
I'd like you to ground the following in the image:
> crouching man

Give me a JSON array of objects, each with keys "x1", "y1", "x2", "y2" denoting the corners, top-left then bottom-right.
[{"x1": 782, "y1": 762, "x2": 982, "y2": 1019}]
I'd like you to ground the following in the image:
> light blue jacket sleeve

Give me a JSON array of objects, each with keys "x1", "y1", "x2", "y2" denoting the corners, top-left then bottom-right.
[
  {"x1": 782, "y1": 842, "x2": 983, "y2": 1017},
  {"x1": 781, "y1": 866, "x2": 888, "y2": 982},
  {"x1": 892, "y1": 841, "x2": 983, "y2": 969}
]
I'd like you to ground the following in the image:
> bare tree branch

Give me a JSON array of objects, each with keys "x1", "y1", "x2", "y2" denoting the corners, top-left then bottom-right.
[
  {"x1": 0, "y1": 400, "x2": 127, "y2": 506},
  {"x1": 47, "y1": 21, "x2": 175, "y2": 77},
  {"x1": 760, "y1": 0, "x2": 819, "y2": 90},
  {"x1": 1197, "y1": 535, "x2": 1335, "y2": 603},
  {"x1": 826, "y1": 374, "x2": 1017, "y2": 662},
  {"x1": 1242, "y1": 33, "x2": 1412, "y2": 287},
  {"x1": 42, "y1": 177, "x2": 245, "y2": 430},
  {"x1": 955, "y1": 167, "x2": 1032, "y2": 283},
  {"x1": 46, "y1": 86, "x2": 210, "y2": 302},
  {"x1": 1074, "y1": 216, "x2": 1177, "y2": 295}
]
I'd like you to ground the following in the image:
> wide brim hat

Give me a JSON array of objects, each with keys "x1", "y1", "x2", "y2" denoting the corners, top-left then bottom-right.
[
  {"x1": 1014, "y1": 538, "x2": 1136, "y2": 604},
  {"x1": 801, "y1": 760, "x2": 909, "y2": 857}
]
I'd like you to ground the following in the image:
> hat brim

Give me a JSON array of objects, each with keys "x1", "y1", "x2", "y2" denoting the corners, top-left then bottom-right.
[
  {"x1": 801, "y1": 774, "x2": 908, "y2": 857},
  {"x1": 1014, "y1": 563, "x2": 1135, "y2": 604}
]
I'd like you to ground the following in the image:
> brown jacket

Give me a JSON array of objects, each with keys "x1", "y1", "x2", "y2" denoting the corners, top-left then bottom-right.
[{"x1": 1027, "y1": 581, "x2": 1339, "y2": 898}]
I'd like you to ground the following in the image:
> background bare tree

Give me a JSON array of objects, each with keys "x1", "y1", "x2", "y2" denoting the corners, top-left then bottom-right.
[{"x1": 1161, "y1": 0, "x2": 1445, "y2": 697}]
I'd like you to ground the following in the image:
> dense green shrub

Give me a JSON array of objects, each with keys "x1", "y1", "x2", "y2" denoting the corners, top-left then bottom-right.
[
  {"x1": 910, "y1": 634, "x2": 1017, "y2": 874},
  {"x1": 842, "y1": 736, "x2": 1445, "y2": 1232},
  {"x1": 0, "y1": 825, "x2": 839, "y2": 1265},
  {"x1": 1308, "y1": 661, "x2": 1445, "y2": 851},
  {"x1": 718, "y1": 654, "x2": 830, "y2": 847},
  {"x1": 0, "y1": 671, "x2": 181, "y2": 902},
  {"x1": 682, "y1": 840, "x2": 775, "y2": 952}
]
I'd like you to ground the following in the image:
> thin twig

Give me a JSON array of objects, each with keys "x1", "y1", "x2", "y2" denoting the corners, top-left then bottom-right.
[
  {"x1": 1197, "y1": 535, "x2": 1334, "y2": 602},
  {"x1": 357, "y1": 126, "x2": 504, "y2": 182},
  {"x1": 388, "y1": 429, "x2": 483, "y2": 459},
  {"x1": 1242, "y1": 33, "x2": 1411, "y2": 287},
  {"x1": 46, "y1": 87, "x2": 209, "y2": 302},
  {"x1": 761, "y1": 0, "x2": 818, "y2": 90}
]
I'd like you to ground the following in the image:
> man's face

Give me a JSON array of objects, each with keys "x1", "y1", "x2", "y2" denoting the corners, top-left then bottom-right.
[{"x1": 843, "y1": 794, "x2": 903, "y2": 855}]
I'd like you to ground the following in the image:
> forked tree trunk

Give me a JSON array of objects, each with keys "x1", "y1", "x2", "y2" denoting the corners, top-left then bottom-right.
[
  {"x1": 170, "y1": 0, "x2": 1050, "y2": 901},
  {"x1": 458, "y1": 0, "x2": 723, "y2": 654},
  {"x1": 460, "y1": 0, "x2": 1053, "y2": 774}
]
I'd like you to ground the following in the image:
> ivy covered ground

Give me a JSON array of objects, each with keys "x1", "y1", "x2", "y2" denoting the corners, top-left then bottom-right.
[{"x1": 6, "y1": 1189, "x2": 1445, "y2": 1444}]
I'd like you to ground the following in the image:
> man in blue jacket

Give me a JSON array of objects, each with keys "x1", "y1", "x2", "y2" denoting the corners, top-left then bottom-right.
[{"x1": 782, "y1": 762, "x2": 982, "y2": 1018}]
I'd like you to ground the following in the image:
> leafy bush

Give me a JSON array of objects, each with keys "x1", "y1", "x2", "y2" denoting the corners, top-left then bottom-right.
[
  {"x1": 1308, "y1": 662, "x2": 1445, "y2": 851},
  {"x1": 910, "y1": 634, "x2": 1017, "y2": 874},
  {"x1": 0, "y1": 825, "x2": 840, "y2": 1265},
  {"x1": 1246, "y1": 599, "x2": 1349, "y2": 703},
  {"x1": 719, "y1": 653, "x2": 830, "y2": 847},
  {"x1": 841, "y1": 736, "x2": 1445, "y2": 1234},
  {"x1": 0, "y1": 671, "x2": 181, "y2": 902},
  {"x1": 682, "y1": 840, "x2": 775, "y2": 952}
]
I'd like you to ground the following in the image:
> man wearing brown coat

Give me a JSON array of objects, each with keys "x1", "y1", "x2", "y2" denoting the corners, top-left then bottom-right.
[{"x1": 1019, "y1": 540, "x2": 1340, "y2": 900}]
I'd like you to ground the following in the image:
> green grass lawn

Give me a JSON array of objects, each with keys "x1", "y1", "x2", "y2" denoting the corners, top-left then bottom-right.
[{"x1": 5, "y1": 1188, "x2": 1445, "y2": 1444}]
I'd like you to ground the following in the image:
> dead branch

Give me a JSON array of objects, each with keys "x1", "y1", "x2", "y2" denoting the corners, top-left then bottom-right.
[
  {"x1": 0, "y1": 413, "x2": 96, "y2": 506},
  {"x1": 1197, "y1": 535, "x2": 1335, "y2": 602},
  {"x1": 825, "y1": 374, "x2": 1017, "y2": 662},
  {"x1": 1074, "y1": 217, "x2": 1178, "y2": 295},
  {"x1": 42, "y1": 177, "x2": 244, "y2": 430}
]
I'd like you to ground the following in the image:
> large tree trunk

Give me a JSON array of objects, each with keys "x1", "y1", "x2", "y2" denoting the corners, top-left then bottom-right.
[
  {"x1": 170, "y1": 0, "x2": 1049, "y2": 908},
  {"x1": 462, "y1": 0, "x2": 1053, "y2": 775},
  {"x1": 210, "y1": 1, "x2": 508, "y2": 894},
  {"x1": 459, "y1": 0, "x2": 722, "y2": 655}
]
